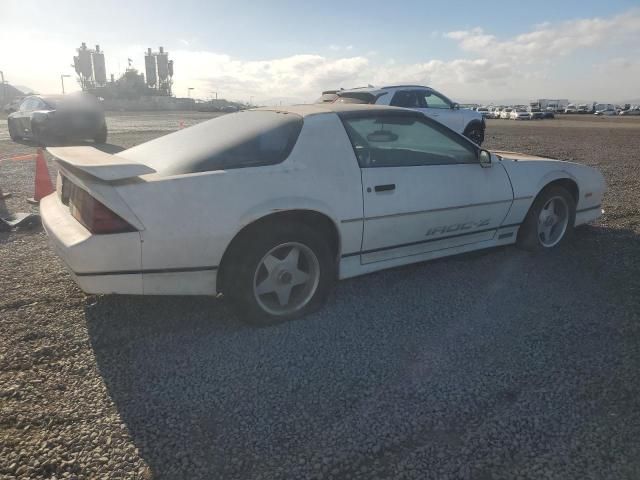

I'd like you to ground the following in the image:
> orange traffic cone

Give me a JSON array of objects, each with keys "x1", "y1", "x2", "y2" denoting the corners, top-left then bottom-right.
[{"x1": 27, "y1": 148, "x2": 55, "y2": 204}]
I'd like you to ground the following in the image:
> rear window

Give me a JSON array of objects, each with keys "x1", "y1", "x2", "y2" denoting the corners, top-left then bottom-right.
[
  {"x1": 334, "y1": 92, "x2": 378, "y2": 104},
  {"x1": 315, "y1": 93, "x2": 338, "y2": 103},
  {"x1": 120, "y1": 111, "x2": 303, "y2": 175}
]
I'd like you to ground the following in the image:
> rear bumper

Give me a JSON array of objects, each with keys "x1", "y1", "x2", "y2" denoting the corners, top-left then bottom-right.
[
  {"x1": 40, "y1": 193, "x2": 143, "y2": 294},
  {"x1": 40, "y1": 193, "x2": 218, "y2": 295}
]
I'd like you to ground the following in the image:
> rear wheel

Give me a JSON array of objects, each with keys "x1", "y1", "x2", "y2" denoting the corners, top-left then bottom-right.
[
  {"x1": 516, "y1": 185, "x2": 576, "y2": 251},
  {"x1": 227, "y1": 223, "x2": 335, "y2": 326},
  {"x1": 464, "y1": 122, "x2": 485, "y2": 145},
  {"x1": 94, "y1": 123, "x2": 108, "y2": 144}
]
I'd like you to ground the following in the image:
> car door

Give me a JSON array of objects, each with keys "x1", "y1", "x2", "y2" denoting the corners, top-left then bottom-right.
[
  {"x1": 417, "y1": 89, "x2": 464, "y2": 132},
  {"x1": 341, "y1": 112, "x2": 513, "y2": 264},
  {"x1": 389, "y1": 89, "x2": 464, "y2": 133}
]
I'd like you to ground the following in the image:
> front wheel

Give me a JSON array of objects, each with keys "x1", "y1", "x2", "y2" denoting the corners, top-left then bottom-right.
[
  {"x1": 94, "y1": 123, "x2": 108, "y2": 144},
  {"x1": 227, "y1": 224, "x2": 335, "y2": 326},
  {"x1": 31, "y1": 121, "x2": 52, "y2": 146},
  {"x1": 464, "y1": 123, "x2": 485, "y2": 145},
  {"x1": 516, "y1": 185, "x2": 576, "y2": 251},
  {"x1": 8, "y1": 119, "x2": 21, "y2": 141}
]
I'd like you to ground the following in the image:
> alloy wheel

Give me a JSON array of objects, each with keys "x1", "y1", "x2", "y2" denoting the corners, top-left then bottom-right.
[
  {"x1": 537, "y1": 196, "x2": 569, "y2": 247},
  {"x1": 253, "y1": 242, "x2": 320, "y2": 316}
]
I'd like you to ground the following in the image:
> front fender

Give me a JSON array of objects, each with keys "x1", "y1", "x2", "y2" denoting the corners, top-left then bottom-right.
[
  {"x1": 534, "y1": 169, "x2": 579, "y2": 198},
  {"x1": 500, "y1": 158, "x2": 581, "y2": 225}
]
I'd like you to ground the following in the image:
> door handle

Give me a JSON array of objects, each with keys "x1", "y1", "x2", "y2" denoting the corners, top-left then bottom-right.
[{"x1": 374, "y1": 184, "x2": 396, "y2": 192}]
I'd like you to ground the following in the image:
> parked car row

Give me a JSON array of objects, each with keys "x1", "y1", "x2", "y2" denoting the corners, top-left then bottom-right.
[
  {"x1": 551, "y1": 103, "x2": 639, "y2": 116},
  {"x1": 478, "y1": 106, "x2": 555, "y2": 120},
  {"x1": 471, "y1": 102, "x2": 640, "y2": 118}
]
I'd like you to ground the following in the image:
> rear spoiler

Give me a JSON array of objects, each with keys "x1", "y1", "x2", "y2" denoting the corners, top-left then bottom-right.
[{"x1": 47, "y1": 146, "x2": 156, "y2": 181}]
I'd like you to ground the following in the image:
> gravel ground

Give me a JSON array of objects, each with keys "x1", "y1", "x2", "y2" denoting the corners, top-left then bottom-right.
[{"x1": 1, "y1": 113, "x2": 639, "y2": 480}]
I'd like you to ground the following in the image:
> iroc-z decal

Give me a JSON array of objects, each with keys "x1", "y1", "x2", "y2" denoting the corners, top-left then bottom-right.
[{"x1": 426, "y1": 219, "x2": 490, "y2": 237}]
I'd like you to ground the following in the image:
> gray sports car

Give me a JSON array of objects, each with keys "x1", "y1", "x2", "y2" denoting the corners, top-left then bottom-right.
[{"x1": 7, "y1": 93, "x2": 107, "y2": 145}]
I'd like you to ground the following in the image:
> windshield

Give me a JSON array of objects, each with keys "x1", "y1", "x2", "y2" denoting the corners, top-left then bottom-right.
[{"x1": 120, "y1": 111, "x2": 303, "y2": 175}]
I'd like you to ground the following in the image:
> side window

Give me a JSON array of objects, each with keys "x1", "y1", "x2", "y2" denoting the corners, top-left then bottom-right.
[
  {"x1": 342, "y1": 115, "x2": 477, "y2": 168},
  {"x1": 390, "y1": 91, "x2": 422, "y2": 108},
  {"x1": 422, "y1": 91, "x2": 451, "y2": 109},
  {"x1": 19, "y1": 98, "x2": 33, "y2": 111},
  {"x1": 24, "y1": 98, "x2": 41, "y2": 111}
]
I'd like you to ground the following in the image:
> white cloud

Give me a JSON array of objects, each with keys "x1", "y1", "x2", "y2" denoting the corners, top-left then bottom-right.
[
  {"x1": 444, "y1": 9, "x2": 640, "y2": 63},
  {"x1": 328, "y1": 44, "x2": 354, "y2": 52},
  {"x1": 1, "y1": 9, "x2": 638, "y2": 104}
]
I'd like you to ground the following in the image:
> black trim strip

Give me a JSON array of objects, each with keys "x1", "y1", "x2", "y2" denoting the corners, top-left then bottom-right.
[
  {"x1": 340, "y1": 197, "x2": 533, "y2": 224},
  {"x1": 499, "y1": 223, "x2": 522, "y2": 229},
  {"x1": 576, "y1": 204, "x2": 602, "y2": 214},
  {"x1": 341, "y1": 222, "x2": 521, "y2": 258},
  {"x1": 74, "y1": 265, "x2": 218, "y2": 277}
]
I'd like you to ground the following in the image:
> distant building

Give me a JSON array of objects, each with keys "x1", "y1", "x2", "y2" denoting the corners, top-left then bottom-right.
[
  {"x1": 73, "y1": 42, "x2": 174, "y2": 100},
  {"x1": 531, "y1": 99, "x2": 569, "y2": 112}
]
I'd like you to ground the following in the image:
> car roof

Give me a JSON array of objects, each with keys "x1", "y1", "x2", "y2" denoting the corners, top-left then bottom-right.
[
  {"x1": 337, "y1": 85, "x2": 434, "y2": 96},
  {"x1": 40, "y1": 94, "x2": 65, "y2": 102},
  {"x1": 255, "y1": 103, "x2": 423, "y2": 118}
]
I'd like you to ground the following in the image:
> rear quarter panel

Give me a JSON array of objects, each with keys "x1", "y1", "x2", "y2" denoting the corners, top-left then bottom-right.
[{"x1": 116, "y1": 113, "x2": 364, "y2": 275}]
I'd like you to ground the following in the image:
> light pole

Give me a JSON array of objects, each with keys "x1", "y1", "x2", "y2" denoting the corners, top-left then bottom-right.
[
  {"x1": 187, "y1": 87, "x2": 194, "y2": 98},
  {"x1": 0, "y1": 70, "x2": 5, "y2": 105},
  {"x1": 249, "y1": 96, "x2": 254, "y2": 106},
  {"x1": 60, "y1": 74, "x2": 71, "y2": 94}
]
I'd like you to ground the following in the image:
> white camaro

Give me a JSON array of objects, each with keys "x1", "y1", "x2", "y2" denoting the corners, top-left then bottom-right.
[{"x1": 41, "y1": 104, "x2": 605, "y2": 324}]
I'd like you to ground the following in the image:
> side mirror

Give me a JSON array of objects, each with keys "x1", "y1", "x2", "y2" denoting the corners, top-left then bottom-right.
[
  {"x1": 452, "y1": 102, "x2": 460, "y2": 110},
  {"x1": 479, "y1": 149, "x2": 492, "y2": 168}
]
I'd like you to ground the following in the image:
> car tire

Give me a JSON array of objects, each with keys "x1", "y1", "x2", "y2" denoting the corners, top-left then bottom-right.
[
  {"x1": 8, "y1": 119, "x2": 21, "y2": 141},
  {"x1": 516, "y1": 185, "x2": 576, "y2": 252},
  {"x1": 94, "y1": 123, "x2": 108, "y2": 144},
  {"x1": 31, "y1": 121, "x2": 52, "y2": 146},
  {"x1": 227, "y1": 223, "x2": 335, "y2": 326},
  {"x1": 464, "y1": 123, "x2": 484, "y2": 145}
]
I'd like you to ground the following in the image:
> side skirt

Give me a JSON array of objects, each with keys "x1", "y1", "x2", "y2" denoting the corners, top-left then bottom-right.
[{"x1": 338, "y1": 227, "x2": 519, "y2": 280}]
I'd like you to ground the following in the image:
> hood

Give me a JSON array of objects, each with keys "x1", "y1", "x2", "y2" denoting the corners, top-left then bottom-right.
[{"x1": 493, "y1": 150, "x2": 556, "y2": 161}]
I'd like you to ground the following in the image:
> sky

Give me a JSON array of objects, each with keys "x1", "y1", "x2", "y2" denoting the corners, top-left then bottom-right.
[{"x1": 1, "y1": 0, "x2": 639, "y2": 104}]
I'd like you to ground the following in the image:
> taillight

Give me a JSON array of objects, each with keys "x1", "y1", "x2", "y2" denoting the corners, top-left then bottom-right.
[{"x1": 67, "y1": 183, "x2": 136, "y2": 234}]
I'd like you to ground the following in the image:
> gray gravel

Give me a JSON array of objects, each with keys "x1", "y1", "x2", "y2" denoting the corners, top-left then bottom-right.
[{"x1": 1, "y1": 113, "x2": 639, "y2": 479}]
